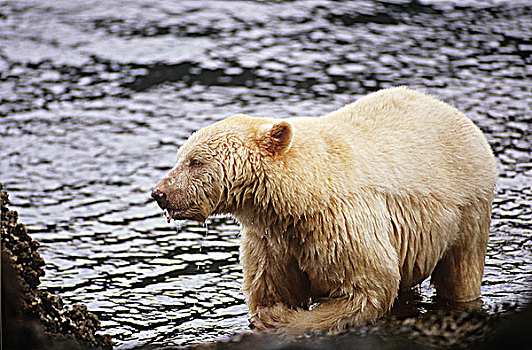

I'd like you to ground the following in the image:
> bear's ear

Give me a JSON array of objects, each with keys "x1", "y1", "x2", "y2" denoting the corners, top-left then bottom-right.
[{"x1": 260, "y1": 121, "x2": 293, "y2": 156}]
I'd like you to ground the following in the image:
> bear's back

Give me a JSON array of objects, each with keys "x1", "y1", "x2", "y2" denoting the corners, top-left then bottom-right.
[{"x1": 288, "y1": 87, "x2": 496, "y2": 205}]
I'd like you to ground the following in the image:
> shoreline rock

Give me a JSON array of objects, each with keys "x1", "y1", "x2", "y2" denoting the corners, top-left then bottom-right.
[
  {"x1": 1, "y1": 183, "x2": 113, "y2": 350},
  {"x1": 194, "y1": 303, "x2": 531, "y2": 350}
]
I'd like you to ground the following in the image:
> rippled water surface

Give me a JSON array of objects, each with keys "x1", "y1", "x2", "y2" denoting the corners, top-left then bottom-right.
[{"x1": 1, "y1": 0, "x2": 531, "y2": 348}]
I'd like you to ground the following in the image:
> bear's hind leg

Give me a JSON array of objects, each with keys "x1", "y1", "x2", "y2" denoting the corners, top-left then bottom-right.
[{"x1": 431, "y1": 199, "x2": 491, "y2": 302}]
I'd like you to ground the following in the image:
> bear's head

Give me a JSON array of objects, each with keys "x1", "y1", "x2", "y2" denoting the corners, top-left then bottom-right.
[{"x1": 152, "y1": 115, "x2": 293, "y2": 223}]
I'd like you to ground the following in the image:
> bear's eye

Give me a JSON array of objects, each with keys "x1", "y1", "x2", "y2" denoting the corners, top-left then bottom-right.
[{"x1": 188, "y1": 158, "x2": 203, "y2": 167}]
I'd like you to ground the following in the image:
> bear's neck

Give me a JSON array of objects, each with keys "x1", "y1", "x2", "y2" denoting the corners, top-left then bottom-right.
[
  {"x1": 235, "y1": 203, "x2": 286, "y2": 233},
  {"x1": 230, "y1": 197, "x2": 326, "y2": 243},
  {"x1": 217, "y1": 166, "x2": 326, "y2": 239}
]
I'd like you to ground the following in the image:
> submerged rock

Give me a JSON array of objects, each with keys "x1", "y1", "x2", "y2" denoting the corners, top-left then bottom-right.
[{"x1": 1, "y1": 183, "x2": 113, "y2": 350}]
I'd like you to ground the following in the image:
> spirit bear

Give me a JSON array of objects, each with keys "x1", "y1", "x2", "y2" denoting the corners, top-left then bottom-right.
[{"x1": 152, "y1": 87, "x2": 497, "y2": 332}]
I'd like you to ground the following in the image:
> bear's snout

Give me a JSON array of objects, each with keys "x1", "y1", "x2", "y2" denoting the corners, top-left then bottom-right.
[{"x1": 151, "y1": 188, "x2": 169, "y2": 209}]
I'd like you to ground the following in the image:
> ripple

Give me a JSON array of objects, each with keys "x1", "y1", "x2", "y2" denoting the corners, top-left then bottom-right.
[{"x1": 1, "y1": 0, "x2": 531, "y2": 348}]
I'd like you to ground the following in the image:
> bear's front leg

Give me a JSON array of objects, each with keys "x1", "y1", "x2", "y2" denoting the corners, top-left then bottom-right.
[
  {"x1": 239, "y1": 229, "x2": 311, "y2": 328},
  {"x1": 254, "y1": 286, "x2": 397, "y2": 333},
  {"x1": 253, "y1": 254, "x2": 401, "y2": 333}
]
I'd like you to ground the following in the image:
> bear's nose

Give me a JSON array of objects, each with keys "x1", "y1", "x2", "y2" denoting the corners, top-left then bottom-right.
[{"x1": 151, "y1": 188, "x2": 168, "y2": 209}]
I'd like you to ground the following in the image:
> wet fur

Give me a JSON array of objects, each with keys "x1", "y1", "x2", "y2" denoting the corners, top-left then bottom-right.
[{"x1": 153, "y1": 87, "x2": 497, "y2": 333}]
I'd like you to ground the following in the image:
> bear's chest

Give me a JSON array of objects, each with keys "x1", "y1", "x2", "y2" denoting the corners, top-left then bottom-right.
[{"x1": 263, "y1": 230, "x2": 343, "y2": 300}]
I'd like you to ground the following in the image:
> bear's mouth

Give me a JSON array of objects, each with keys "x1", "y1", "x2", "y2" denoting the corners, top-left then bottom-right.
[{"x1": 164, "y1": 201, "x2": 197, "y2": 222}]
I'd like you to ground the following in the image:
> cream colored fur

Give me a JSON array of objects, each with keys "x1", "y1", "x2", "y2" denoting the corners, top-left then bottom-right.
[{"x1": 153, "y1": 87, "x2": 497, "y2": 333}]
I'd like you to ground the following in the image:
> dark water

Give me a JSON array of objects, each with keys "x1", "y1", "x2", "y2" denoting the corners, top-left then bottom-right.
[{"x1": 1, "y1": 0, "x2": 531, "y2": 348}]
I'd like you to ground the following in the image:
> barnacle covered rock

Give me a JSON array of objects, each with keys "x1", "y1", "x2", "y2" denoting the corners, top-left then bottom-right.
[{"x1": 1, "y1": 183, "x2": 113, "y2": 349}]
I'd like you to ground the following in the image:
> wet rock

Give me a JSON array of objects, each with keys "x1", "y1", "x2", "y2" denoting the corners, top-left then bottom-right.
[
  {"x1": 1, "y1": 183, "x2": 112, "y2": 349},
  {"x1": 195, "y1": 304, "x2": 531, "y2": 350}
]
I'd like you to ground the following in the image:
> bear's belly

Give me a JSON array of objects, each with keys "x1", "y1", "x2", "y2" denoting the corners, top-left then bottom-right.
[
  {"x1": 309, "y1": 278, "x2": 332, "y2": 300},
  {"x1": 399, "y1": 261, "x2": 437, "y2": 291},
  {"x1": 299, "y1": 257, "x2": 343, "y2": 301}
]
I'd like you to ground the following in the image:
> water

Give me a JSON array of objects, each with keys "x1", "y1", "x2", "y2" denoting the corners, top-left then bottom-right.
[{"x1": 0, "y1": 0, "x2": 531, "y2": 348}]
